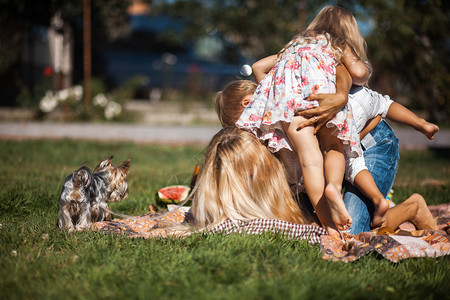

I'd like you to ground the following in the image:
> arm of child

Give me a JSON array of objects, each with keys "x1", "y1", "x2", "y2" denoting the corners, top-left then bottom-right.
[
  {"x1": 386, "y1": 102, "x2": 439, "y2": 140},
  {"x1": 342, "y1": 45, "x2": 369, "y2": 86},
  {"x1": 252, "y1": 55, "x2": 278, "y2": 83},
  {"x1": 296, "y1": 64, "x2": 352, "y2": 133}
]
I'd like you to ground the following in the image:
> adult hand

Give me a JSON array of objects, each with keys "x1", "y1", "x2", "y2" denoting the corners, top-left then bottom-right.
[{"x1": 296, "y1": 92, "x2": 348, "y2": 134}]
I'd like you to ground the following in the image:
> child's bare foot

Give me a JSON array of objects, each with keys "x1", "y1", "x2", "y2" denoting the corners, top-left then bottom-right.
[
  {"x1": 370, "y1": 198, "x2": 389, "y2": 228},
  {"x1": 326, "y1": 226, "x2": 342, "y2": 240},
  {"x1": 419, "y1": 121, "x2": 439, "y2": 140},
  {"x1": 410, "y1": 194, "x2": 438, "y2": 230},
  {"x1": 325, "y1": 184, "x2": 352, "y2": 231}
]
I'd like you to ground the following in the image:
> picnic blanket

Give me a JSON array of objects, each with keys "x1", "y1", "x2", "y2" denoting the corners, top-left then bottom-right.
[
  {"x1": 91, "y1": 206, "x2": 327, "y2": 244},
  {"x1": 91, "y1": 204, "x2": 450, "y2": 263}
]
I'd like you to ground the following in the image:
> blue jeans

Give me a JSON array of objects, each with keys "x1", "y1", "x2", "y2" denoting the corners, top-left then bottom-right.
[{"x1": 344, "y1": 120, "x2": 400, "y2": 234}]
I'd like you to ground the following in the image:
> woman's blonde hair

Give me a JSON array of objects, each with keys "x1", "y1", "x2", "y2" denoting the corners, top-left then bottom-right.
[
  {"x1": 214, "y1": 80, "x2": 257, "y2": 127},
  {"x1": 280, "y1": 5, "x2": 371, "y2": 76},
  {"x1": 191, "y1": 127, "x2": 308, "y2": 228},
  {"x1": 157, "y1": 127, "x2": 308, "y2": 236}
]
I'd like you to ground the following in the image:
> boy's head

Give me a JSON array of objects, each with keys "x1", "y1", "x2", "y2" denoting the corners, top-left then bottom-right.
[{"x1": 214, "y1": 80, "x2": 257, "y2": 127}]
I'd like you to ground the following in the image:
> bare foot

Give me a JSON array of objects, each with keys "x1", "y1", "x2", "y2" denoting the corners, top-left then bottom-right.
[
  {"x1": 370, "y1": 198, "x2": 389, "y2": 228},
  {"x1": 410, "y1": 194, "x2": 438, "y2": 230},
  {"x1": 420, "y1": 121, "x2": 439, "y2": 140},
  {"x1": 325, "y1": 184, "x2": 352, "y2": 231},
  {"x1": 325, "y1": 226, "x2": 342, "y2": 240}
]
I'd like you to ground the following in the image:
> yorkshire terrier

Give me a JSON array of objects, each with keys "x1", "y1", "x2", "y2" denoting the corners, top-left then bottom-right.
[{"x1": 58, "y1": 155, "x2": 131, "y2": 232}]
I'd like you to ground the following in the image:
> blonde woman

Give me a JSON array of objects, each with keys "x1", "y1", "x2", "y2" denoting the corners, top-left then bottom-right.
[
  {"x1": 188, "y1": 126, "x2": 309, "y2": 229},
  {"x1": 152, "y1": 127, "x2": 312, "y2": 237}
]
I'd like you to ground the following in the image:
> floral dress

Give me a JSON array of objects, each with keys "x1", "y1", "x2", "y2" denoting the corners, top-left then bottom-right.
[{"x1": 236, "y1": 34, "x2": 361, "y2": 158}]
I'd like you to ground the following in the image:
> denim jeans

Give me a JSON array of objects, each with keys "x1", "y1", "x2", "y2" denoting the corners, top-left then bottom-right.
[{"x1": 343, "y1": 120, "x2": 400, "y2": 234}]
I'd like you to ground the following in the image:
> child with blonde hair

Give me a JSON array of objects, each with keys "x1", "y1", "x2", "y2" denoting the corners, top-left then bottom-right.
[
  {"x1": 236, "y1": 5, "x2": 373, "y2": 236},
  {"x1": 214, "y1": 81, "x2": 257, "y2": 127}
]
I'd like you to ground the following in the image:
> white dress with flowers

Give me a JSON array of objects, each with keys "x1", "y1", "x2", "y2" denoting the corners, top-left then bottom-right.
[{"x1": 236, "y1": 34, "x2": 361, "y2": 158}]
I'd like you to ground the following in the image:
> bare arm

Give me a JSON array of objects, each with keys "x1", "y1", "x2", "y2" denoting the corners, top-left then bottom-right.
[
  {"x1": 342, "y1": 45, "x2": 369, "y2": 86},
  {"x1": 296, "y1": 64, "x2": 352, "y2": 133},
  {"x1": 252, "y1": 55, "x2": 278, "y2": 83}
]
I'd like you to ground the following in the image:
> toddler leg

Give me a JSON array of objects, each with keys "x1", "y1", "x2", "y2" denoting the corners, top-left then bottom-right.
[
  {"x1": 317, "y1": 127, "x2": 352, "y2": 231},
  {"x1": 353, "y1": 170, "x2": 389, "y2": 228},
  {"x1": 386, "y1": 102, "x2": 439, "y2": 140},
  {"x1": 283, "y1": 116, "x2": 340, "y2": 238}
]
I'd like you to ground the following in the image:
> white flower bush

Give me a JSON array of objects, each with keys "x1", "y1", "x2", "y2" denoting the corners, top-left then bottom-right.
[
  {"x1": 104, "y1": 101, "x2": 122, "y2": 120},
  {"x1": 93, "y1": 93, "x2": 109, "y2": 107},
  {"x1": 39, "y1": 91, "x2": 58, "y2": 113},
  {"x1": 39, "y1": 85, "x2": 83, "y2": 113},
  {"x1": 39, "y1": 85, "x2": 123, "y2": 120},
  {"x1": 93, "y1": 93, "x2": 122, "y2": 120}
]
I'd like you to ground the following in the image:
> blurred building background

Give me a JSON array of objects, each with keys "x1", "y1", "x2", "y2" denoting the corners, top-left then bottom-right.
[{"x1": 0, "y1": 0, "x2": 448, "y2": 124}]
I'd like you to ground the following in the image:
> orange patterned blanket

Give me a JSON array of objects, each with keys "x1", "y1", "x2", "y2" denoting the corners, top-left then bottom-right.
[{"x1": 91, "y1": 204, "x2": 450, "y2": 262}]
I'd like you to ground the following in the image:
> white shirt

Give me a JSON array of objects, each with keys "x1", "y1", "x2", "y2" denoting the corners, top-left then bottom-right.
[
  {"x1": 345, "y1": 87, "x2": 394, "y2": 183},
  {"x1": 349, "y1": 86, "x2": 393, "y2": 132}
]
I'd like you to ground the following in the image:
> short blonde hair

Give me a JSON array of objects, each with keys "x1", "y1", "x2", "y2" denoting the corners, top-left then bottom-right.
[{"x1": 214, "y1": 80, "x2": 257, "y2": 127}]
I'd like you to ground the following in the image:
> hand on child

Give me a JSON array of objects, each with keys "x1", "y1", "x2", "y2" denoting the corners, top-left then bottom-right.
[{"x1": 295, "y1": 92, "x2": 348, "y2": 134}]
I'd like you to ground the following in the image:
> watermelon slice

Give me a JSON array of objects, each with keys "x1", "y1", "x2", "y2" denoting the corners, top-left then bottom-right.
[{"x1": 155, "y1": 185, "x2": 191, "y2": 207}]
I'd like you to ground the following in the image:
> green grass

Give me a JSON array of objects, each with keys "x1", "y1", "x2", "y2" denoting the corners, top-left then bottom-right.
[{"x1": 0, "y1": 139, "x2": 449, "y2": 300}]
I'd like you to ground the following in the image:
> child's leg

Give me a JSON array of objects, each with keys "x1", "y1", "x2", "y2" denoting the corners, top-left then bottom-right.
[
  {"x1": 283, "y1": 116, "x2": 340, "y2": 238},
  {"x1": 317, "y1": 127, "x2": 352, "y2": 230},
  {"x1": 387, "y1": 102, "x2": 439, "y2": 140},
  {"x1": 353, "y1": 170, "x2": 389, "y2": 227},
  {"x1": 381, "y1": 193, "x2": 437, "y2": 230}
]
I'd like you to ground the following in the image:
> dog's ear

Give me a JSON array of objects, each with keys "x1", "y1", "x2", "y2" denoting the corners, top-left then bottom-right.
[
  {"x1": 94, "y1": 156, "x2": 114, "y2": 172},
  {"x1": 119, "y1": 159, "x2": 131, "y2": 174}
]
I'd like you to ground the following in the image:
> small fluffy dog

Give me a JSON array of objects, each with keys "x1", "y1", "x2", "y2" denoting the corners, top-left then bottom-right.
[{"x1": 58, "y1": 156, "x2": 130, "y2": 232}]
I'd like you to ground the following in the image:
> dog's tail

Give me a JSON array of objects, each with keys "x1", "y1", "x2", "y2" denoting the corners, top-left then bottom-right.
[{"x1": 73, "y1": 166, "x2": 92, "y2": 189}]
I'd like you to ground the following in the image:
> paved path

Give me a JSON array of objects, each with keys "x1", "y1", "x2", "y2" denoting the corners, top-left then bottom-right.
[
  {"x1": 0, "y1": 122, "x2": 221, "y2": 145},
  {"x1": 0, "y1": 121, "x2": 449, "y2": 149}
]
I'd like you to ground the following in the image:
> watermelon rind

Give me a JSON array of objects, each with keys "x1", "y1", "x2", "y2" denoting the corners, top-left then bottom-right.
[{"x1": 155, "y1": 185, "x2": 191, "y2": 207}]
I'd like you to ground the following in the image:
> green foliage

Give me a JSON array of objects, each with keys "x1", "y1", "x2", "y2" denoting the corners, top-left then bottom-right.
[
  {"x1": 0, "y1": 139, "x2": 449, "y2": 299},
  {"x1": 153, "y1": 0, "x2": 330, "y2": 58},
  {"x1": 155, "y1": 0, "x2": 449, "y2": 123},
  {"x1": 361, "y1": 0, "x2": 450, "y2": 123}
]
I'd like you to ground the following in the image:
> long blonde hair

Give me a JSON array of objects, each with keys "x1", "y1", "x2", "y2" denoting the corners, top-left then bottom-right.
[
  {"x1": 280, "y1": 5, "x2": 371, "y2": 76},
  {"x1": 190, "y1": 127, "x2": 308, "y2": 229},
  {"x1": 157, "y1": 127, "x2": 308, "y2": 236},
  {"x1": 214, "y1": 80, "x2": 257, "y2": 127}
]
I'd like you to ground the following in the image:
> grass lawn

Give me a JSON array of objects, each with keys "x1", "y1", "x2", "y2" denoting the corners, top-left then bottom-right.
[{"x1": 0, "y1": 139, "x2": 449, "y2": 299}]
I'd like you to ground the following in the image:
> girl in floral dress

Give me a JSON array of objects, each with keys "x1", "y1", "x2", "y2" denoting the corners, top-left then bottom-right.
[{"x1": 236, "y1": 6, "x2": 378, "y2": 236}]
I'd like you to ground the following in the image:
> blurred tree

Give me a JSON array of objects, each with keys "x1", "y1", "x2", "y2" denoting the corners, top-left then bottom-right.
[
  {"x1": 0, "y1": 0, "x2": 53, "y2": 105},
  {"x1": 360, "y1": 0, "x2": 449, "y2": 123},
  {"x1": 155, "y1": 0, "x2": 449, "y2": 123},
  {"x1": 153, "y1": 0, "x2": 329, "y2": 59}
]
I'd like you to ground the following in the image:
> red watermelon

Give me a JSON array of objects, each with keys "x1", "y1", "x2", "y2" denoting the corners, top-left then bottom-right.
[{"x1": 155, "y1": 185, "x2": 191, "y2": 207}]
